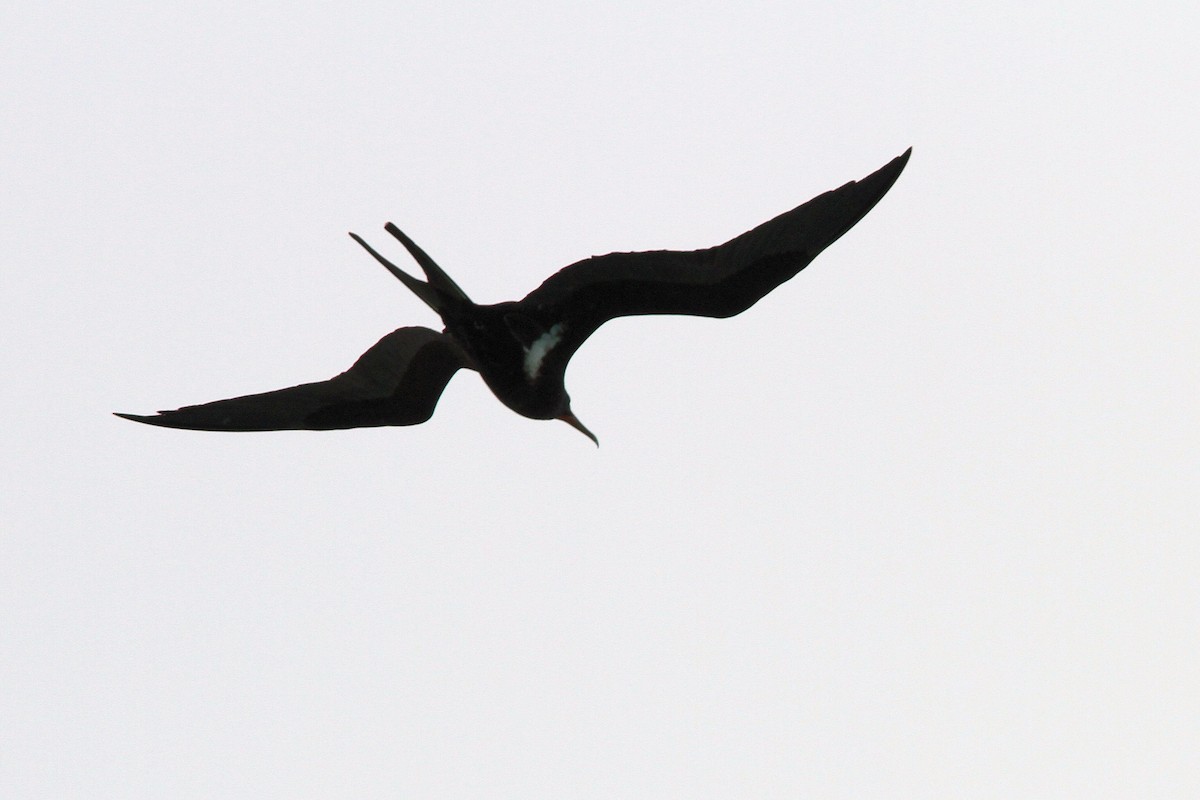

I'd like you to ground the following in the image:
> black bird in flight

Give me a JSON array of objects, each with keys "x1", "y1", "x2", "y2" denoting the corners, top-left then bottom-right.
[{"x1": 117, "y1": 148, "x2": 910, "y2": 444}]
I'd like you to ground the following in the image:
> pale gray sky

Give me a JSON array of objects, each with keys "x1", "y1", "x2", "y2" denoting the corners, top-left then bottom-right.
[{"x1": 3, "y1": 2, "x2": 1197, "y2": 797}]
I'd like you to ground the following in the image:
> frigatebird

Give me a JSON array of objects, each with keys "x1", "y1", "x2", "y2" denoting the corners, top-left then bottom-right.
[{"x1": 117, "y1": 148, "x2": 910, "y2": 444}]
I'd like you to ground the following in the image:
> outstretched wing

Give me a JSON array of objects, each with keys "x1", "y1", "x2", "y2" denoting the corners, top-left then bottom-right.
[
  {"x1": 521, "y1": 148, "x2": 910, "y2": 357},
  {"x1": 115, "y1": 327, "x2": 473, "y2": 431}
]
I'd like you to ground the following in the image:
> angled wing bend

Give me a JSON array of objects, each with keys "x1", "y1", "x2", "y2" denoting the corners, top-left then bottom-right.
[
  {"x1": 115, "y1": 327, "x2": 472, "y2": 431},
  {"x1": 522, "y1": 148, "x2": 910, "y2": 355}
]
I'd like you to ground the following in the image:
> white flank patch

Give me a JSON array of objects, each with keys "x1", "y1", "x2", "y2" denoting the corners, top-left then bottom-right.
[{"x1": 523, "y1": 323, "x2": 565, "y2": 381}]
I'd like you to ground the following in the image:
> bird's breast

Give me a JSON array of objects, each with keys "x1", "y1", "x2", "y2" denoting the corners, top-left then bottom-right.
[{"x1": 445, "y1": 310, "x2": 569, "y2": 421}]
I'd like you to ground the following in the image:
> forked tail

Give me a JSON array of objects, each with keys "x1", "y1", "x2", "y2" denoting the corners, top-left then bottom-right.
[{"x1": 349, "y1": 224, "x2": 471, "y2": 313}]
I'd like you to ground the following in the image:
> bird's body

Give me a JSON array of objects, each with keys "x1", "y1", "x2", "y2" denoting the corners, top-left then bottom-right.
[{"x1": 117, "y1": 149, "x2": 911, "y2": 443}]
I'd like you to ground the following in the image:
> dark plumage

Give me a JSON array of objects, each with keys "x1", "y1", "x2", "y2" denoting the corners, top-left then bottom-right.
[{"x1": 117, "y1": 148, "x2": 911, "y2": 444}]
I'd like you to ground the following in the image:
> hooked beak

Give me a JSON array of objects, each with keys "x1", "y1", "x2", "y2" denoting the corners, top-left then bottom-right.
[{"x1": 558, "y1": 411, "x2": 599, "y2": 446}]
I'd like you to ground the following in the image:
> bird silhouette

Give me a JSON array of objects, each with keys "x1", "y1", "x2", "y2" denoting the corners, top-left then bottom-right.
[{"x1": 116, "y1": 148, "x2": 910, "y2": 444}]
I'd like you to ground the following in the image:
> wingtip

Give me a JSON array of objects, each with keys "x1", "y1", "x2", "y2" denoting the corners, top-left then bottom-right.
[
  {"x1": 114, "y1": 411, "x2": 154, "y2": 425},
  {"x1": 115, "y1": 410, "x2": 186, "y2": 428},
  {"x1": 866, "y1": 147, "x2": 912, "y2": 194}
]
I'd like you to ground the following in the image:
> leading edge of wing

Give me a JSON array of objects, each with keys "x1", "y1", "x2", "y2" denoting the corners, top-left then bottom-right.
[{"x1": 115, "y1": 327, "x2": 472, "y2": 431}]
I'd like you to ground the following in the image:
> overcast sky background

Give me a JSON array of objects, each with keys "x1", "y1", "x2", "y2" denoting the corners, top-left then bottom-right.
[{"x1": 3, "y1": 2, "x2": 1197, "y2": 798}]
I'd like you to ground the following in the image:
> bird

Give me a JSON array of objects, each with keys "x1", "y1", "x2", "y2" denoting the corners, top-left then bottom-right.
[{"x1": 116, "y1": 148, "x2": 911, "y2": 445}]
